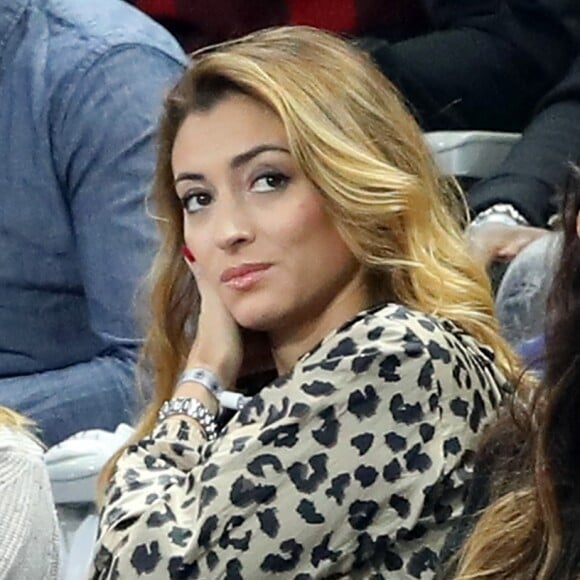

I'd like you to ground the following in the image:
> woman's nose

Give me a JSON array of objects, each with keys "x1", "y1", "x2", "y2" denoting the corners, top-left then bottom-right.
[{"x1": 213, "y1": 199, "x2": 255, "y2": 250}]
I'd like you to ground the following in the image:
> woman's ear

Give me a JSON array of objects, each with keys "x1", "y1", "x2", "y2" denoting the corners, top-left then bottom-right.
[{"x1": 576, "y1": 210, "x2": 580, "y2": 238}]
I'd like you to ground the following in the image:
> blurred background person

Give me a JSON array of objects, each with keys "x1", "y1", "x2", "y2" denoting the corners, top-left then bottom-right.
[
  {"x1": 129, "y1": 0, "x2": 429, "y2": 52},
  {"x1": 440, "y1": 164, "x2": 580, "y2": 579},
  {"x1": 0, "y1": 0, "x2": 185, "y2": 446},
  {"x1": 361, "y1": 0, "x2": 580, "y2": 264},
  {"x1": 0, "y1": 406, "x2": 60, "y2": 579}
]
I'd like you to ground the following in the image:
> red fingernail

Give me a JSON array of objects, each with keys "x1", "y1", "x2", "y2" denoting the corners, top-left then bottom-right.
[{"x1": 181, "y1": 246, "x2": 195, "y2": 262}]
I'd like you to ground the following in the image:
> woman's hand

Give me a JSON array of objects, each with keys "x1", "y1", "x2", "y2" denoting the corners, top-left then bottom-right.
[
  {"x1": 467, "y1": 223, "x2": 549, "y2": 266},
  {"x1": 184, "y1": 260, "x2": 244, "y2": 390}
]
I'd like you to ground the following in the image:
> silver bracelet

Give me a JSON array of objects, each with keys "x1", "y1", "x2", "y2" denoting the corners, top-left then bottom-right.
[
  {"x1": 178, "y1": 367, "x2": 223, "y2": 397},
  {"x1": 157, "y1": 397, "x2": 218, "y2": 440},
  {"x1": 178, "y1": 367, "x2": 251, "y2": 411}
]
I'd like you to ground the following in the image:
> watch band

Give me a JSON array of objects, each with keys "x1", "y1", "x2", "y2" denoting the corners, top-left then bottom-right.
[
  {"x1": 470, "y1": 203, "x2": 529, "y2": 228},
  {"x1": 157, "y1": 397, "x2": 218, "y2": 440}
]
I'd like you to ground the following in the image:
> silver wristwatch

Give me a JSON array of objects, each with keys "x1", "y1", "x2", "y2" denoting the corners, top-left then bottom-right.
[
  {"x1": 470, "y1": 203, "x2": 529, "y2": 228},
  {"x1": 157, "y1": 397, "x2": 218, "y2": 440}
]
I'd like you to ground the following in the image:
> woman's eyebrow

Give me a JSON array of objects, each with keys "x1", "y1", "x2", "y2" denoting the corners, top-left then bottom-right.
[
  {"x1": 174, "y1": 171, "x2": 205, "y2": 185},
  {"x1": 230, "y1": 144, "x2": 290, "y2": 169},
  {"x1": 174, "y1": 144, "x2": 290, "y2": 185}
]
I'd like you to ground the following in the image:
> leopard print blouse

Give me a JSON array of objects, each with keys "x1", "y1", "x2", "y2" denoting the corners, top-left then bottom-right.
[{"x1": 90, "y1": 303, "x2": 506, "y2": 579}]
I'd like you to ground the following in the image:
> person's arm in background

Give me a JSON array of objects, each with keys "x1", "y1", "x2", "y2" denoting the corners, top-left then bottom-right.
[
  {"x1": 361, "y1": 0, "x2": 580, "y2": 264},
  {"x1": 0, "y1": 46, "x2": 184, "y2": 447},
  {"x1": 467, "y1": 54, "x2": 580, "y2": 263}
]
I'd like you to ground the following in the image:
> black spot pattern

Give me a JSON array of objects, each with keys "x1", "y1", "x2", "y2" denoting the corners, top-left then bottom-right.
[
  {"x1": 297, "y1": 498, "x2": 325, "y2": 524},
  {"x1": 378, "y1": 354, "x2": 401, "y2": 382},
  {"x1": 348, "y1": 385, "x2": 380, "y2": 419},
  {"x1": 350, "y1": 433, "x2": 374, "y2": 455},
  {"x1": 385, "y1": 431, "x2": 407, "y2": 452},
  {"x1": 404, "y1": 443, "x2": 433, "y2": 473},
  {"x1": 258, "y1": 423, "x2": 299, "y2": 448},
  {"x1": 450, "y1": 397, "x2": 469, "y2": 418},
  {"x1": 390, "y1": 393, "x2": 423, "y2": 424},
  {"x1": 218, "y1": 516, "x2": 251, "y2": 551},
  {"x1": 257, "y1": 508, "x2": 280, "y2": 538},
  {"x1": 355, "y1": 465, "x2": 378, "y2": 488},
  {"x1": 351, "y1": 353, "x2": 376, "y2": 374},
  {"x1": 327, "y1": 337, "x2": 357, "y2": 358},
  {"x1": 130, "y1": 541, "x2": 161, "y2": 574},
  {"x1": 312, "y1": 406, "x2": 340, "y2": 447},
  {"x1": 91, "y1": 303, "x2": 505, "y2": 580},
  {"x1": 290, "y1": 402, "x2": 310, "y2": 418},
  {"x1": 311, "y1": 533, "x2": 342, "y2": 567},
  {"x1": 407, "y1": 546, "x2": 439, "y2": 578},
  {"x1": 264, "y1": 397, "x2": 290, "y2": 427},
  {"x1": 348, "y1": 500, "x2": 379, "y2": 531},
  {"x1": 168, "y1": 527, "x2": 192, "y2": 548},
  {"x1": 383, "y1": 459, "x2": 402, "y2": 483},
  {"x1": 301, "y1": 379, "x2": 337, "y2": 397},
  {"x1": 261, "y1": 539, "x2": 304, "y2": 573},
  {"x1": 390, "y1": 494, "x2": 411, "y2": 518},
  {"x1": 325, "y1": 473, "x2": 351, "y2": 506},
  {"x1": 247, "y1": 454, "x2": 284, "y2": 477},
  {"x1": 200, "y1": 463, "x2": 219, "y2": 482},
  {"x1": 443, "y1": 437, "x2": 462, "y2": 457},
  {"x1": 288, "y1": 454, "x2": 328, "y2": 493},
  {"x1": 230, "y1": 475, "x2": 277, "y2": 507},
  {"x1": 419, "y1": 423, "x2": 435, "y2": 443}
]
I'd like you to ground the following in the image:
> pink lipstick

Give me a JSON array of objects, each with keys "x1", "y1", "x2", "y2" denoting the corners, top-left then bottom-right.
[{"x1": 220, "y1": 263, "x2": 271, "y2": 290}]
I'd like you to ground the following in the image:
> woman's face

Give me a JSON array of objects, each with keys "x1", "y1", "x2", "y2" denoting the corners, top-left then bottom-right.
[{"x1": 171, "y1": 93, "x2": 368, "y2": 335}]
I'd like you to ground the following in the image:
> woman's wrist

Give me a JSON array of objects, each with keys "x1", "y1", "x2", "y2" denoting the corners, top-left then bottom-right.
[{"x1": 185, "y1": 351, "x2": 237, "y2": 389}]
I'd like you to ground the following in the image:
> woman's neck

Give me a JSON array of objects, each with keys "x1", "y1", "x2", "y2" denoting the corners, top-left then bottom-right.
[{"x1": 270, "y1": 277, "x2": 371, "y2": 375}]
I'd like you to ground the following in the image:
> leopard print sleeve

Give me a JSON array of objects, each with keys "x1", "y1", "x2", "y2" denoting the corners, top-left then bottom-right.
[{"x1": 90, "y1": 304, "x2": 505, "y2": 579}]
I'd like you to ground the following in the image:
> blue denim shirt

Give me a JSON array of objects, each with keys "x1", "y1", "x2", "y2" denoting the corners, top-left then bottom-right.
[{"x1": 0, "y1": 0, "x2": 185, "y2": 444}]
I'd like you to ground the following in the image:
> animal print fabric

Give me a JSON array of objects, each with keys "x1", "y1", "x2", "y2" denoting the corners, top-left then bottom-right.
[{"x1": 90, "y1": 303, "x2": 506, "y2": 579}]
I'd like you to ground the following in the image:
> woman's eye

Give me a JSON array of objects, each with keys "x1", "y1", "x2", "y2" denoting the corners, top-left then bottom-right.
[
  {"x1": 181, "y1": 192, "x2": 213, "y2": 213},
  {"x1": 251, "y1": 173, "x2": 289, "y2": 193}
]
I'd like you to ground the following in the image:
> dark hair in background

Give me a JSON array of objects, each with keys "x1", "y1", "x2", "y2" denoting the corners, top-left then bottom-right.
[
  {"x1": 540, "y1": 164, "x2": 580, "y2": 578},
  {"x1": 448, "y1": 164, "x2": 580, "y2": 579}
]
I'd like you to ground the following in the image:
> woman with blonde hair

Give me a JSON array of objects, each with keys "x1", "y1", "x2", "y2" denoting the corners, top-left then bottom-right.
[
  {"x1": 91, "y1": 26, "x2": 516, "y2": 579},
  {"x1": 0, "y1": 407, "x2": 60, "y2": 579}
]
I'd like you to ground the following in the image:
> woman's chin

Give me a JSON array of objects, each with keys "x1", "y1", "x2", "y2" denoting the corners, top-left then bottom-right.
[{"x1": 232, "y1": 309, "x2": 281, "y2": 333}]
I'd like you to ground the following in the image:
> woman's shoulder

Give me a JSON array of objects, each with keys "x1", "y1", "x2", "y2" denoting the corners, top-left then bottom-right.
[
  {"x1": 295, "y1": 302, "x2": 507, "y2": 398},
  {"x1": 309, "y1": 302, "x2": 495, "y2": 366}
]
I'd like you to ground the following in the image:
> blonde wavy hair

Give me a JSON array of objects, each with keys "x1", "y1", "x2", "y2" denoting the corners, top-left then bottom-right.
[{"x1": 101, "y1": 26, "x2": 518, "y2": 485}]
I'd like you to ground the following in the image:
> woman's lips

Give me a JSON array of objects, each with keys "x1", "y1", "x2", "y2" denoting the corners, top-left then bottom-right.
[{"x1": 220, "y1": 263, "x2": 271, "y2": 290}]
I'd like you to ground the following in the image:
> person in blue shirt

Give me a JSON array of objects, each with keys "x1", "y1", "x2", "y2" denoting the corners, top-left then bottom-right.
[{"x1": 0, "y1": 0, "x2": 185, "y2": 446}]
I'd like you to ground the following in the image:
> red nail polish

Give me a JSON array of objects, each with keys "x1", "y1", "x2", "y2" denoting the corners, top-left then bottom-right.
[{"x1": 181, "y1": 246, "x2": 195, "y2": 262}]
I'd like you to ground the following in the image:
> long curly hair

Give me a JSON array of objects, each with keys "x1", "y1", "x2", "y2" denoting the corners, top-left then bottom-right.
[
  {"x1": 101, "y1": 26, "x2": 518, "y2": 485},
  {"x1": 452, "y1": 165, "x2": 580, "y2": 579}
]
